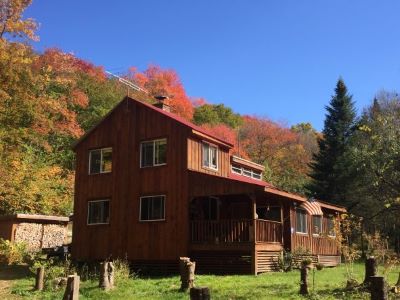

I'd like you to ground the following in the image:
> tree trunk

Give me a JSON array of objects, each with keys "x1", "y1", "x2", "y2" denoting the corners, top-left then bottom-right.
[
  {"x1": 180, "y1": 257, "x2": 196, "y2": 291},
  {"x1": 299, "y1": 266, "x2": 309, "y2": 295},
  {"x1": 63, "y1": 275, "x2": 80, "y2": 300},
  {"x1": 35, "y1": 267, "x2": 44, "y2": 291},
  {"x1": 370, "y1": 276, "x2": 388, "y2": 300},
  {"x1": 190, "y1": 287, "x2": 210, "y2": 300},
  {"x1": 364, "y1": 257, "x2": 377, "y2": 286},
  {"x1": 99, "y1": 262, "x2": 110, "y2": 290}
]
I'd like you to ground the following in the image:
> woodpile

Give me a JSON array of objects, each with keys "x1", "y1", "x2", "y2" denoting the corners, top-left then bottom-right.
[
  {"x1": 14, "y1": 222, "x2": 67, "y2": 251},
  {"x1": 42, "y1": 224, "x2": 66, "y2": 248}
]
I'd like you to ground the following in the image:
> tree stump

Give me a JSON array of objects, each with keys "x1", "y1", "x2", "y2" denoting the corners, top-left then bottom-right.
[
  {"x1": 179, "y1": 257, "x2": 196, "y2": 291},
  {"x1": 190, "y1": 287, "x2": 210, "y2": 300},
  {"x1": 63, "y1": 275, "x2": 80, "y2": 300},
  {"x1": 99, "y1": 261, "x2": 115, "y2": 290},
  {"x1": 299, "y1": 266, "x2": 309, "y2": 295},
  {"x1": 108, "y1": 262, "x2": 115, "y2": 289},
  {"x1": 370, "y1": 276, "x2": 388, "y2": 300},
  {"x1": 35, "y1": 267, "x2": 45, "y2": 291},
  {"x1": 364, "y1": 256, "x2": 377, "y2": 286}
]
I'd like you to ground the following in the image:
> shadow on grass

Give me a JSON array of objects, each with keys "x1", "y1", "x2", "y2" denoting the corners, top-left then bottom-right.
[{"x1": 0, "y1": 264, "x2": 31, "y2": 281}]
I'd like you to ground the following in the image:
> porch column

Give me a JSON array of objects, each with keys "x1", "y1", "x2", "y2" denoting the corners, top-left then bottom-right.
[{"x1": 250, "y1": 194, "x2": 257, "y2": 275}]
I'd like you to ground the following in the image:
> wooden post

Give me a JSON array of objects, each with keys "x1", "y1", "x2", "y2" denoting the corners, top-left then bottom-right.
[
  {"x1": 99, "y1": 262, "x2": 110, "y2": 290},
  {"x1": 35, "y1": 267, "x2": 45, "y2": 291},
  {"x1": 180, "y1": 257, "x2": 196, "y2": 291},
  {"x1": 63, "y1": 275, "x2": 80, "y2": 300},
  {"x1": 370, "y1": 276, "x2": 388, "y2": 300},
  {"x1": 299, "y1": 266, "x2": 309, "y2": 295},
  {"x1": 190, "y1": 287, "x2": 210, "y2": 300},
  {"x1": 363, "y1": 257, "x2": 377, "y2": 286},
  {"x1": 250, "y1": 194, "x2": 258, "y2": 275}
]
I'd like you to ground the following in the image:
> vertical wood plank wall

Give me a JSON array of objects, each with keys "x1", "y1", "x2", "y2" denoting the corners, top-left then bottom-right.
[
  {"x1": 187, "y1": 138, "x2": 230, "y2": 178},
  {"x1": 72, "y1": 98, "x2": 190, "y2": 262}
]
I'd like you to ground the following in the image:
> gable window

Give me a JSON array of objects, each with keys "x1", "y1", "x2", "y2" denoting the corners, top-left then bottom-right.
[
  {"x1": 327, "y1": 216, "x2": 336, "y2": 236},
  {"x1": 296, "y1": 209, "x2": 308, "y2": 234},
  {"x1": 140, "y1": 195, "x2": 165, "y2": 221},
  {"x1": 89, "y1": 148, "x2": 112, "y2": 174},
  {"x1": 140, "y1": 139, "x2": 167, "y2": 168},
  {"x1": 87, "y1": 200, "x2": 110, "y2": 225},
  {"x1": 202, "y1": 142, "x2": 218, "y2": 170},
  {"x1": 312, "y1": 215, "x2": 322, "y2": 235}
]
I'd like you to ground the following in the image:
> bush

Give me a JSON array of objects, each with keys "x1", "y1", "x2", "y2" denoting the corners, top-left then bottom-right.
[
  {"x1": 113, "y1": 258, "x2": 132, "y2": 282},
  {"x1": 0, "y1": 238, "x2": 31, "y2": 265}
]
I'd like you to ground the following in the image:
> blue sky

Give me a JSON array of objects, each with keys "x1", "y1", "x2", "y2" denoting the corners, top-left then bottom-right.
[{"x1": 25, "y1": 1, "x2": 400, "y2": 130}]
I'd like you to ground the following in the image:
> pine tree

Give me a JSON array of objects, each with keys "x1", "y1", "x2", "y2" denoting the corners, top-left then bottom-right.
[{"x1": 307, "y1": 79, "x2": 356, "y2": 204}]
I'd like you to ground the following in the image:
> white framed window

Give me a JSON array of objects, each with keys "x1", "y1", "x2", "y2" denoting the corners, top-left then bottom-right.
[
  {"x1": 89, "y1": 148, "x2": 112, "y2": 174},
  {"x1": 230, "y1": 164, "x2": 263, "y2": 180},
  {"x1": 87, "y1": 199, "x2": 110, "y2": 225},
  {"x1": 140, "y1": 138, "x2": 167, "y2": 168},
  {"x1": 202, "y1": 142, "x2": 218, "y2": 170},
  {"x1": 296, "y1": 209, "x2": 308, "y2": 234},
  {"x1": 312, "y1": 215, "x2": 322, "y2": 235},
  {"x1": 139, "y1": 195, "x2": 166, "y2": 221}
]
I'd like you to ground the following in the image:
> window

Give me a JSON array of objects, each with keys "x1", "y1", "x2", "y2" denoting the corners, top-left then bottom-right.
[
  {"x1": 89, "y1": 148, "x2": 112, "y2": 174},
  {"x1": 140, "y1": 195, "x2": 165, "y2": 221},
  {"x1": 202, "y1": 142, "x2": 218, "y2": 170},
  {"x1": 312, "y1": 215, "x2": 322, "y2": 235},
  {"x1": 230, "y1": 164, "x2": 263, "y2": 180},
  {"x1": 140, "y1": 139, "x2": 167, "y2": 167},
  {"x1": 327, "y1": 216, "x2": 336, "y2": 236},
  {"x1": 296, "y1": 209, "x2": 308, "y2": 233},
  {"x1": 87, "y1": 200, "x2": 110, "y2": 225}
]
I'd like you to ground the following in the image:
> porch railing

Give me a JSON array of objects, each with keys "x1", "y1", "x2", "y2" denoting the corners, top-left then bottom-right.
[
  {"x1": 255, "y1": 219, "x2": 282, "y2": 243},
  {"x1": 190, "y1": 219, "x2": 282, "y2": 244}
]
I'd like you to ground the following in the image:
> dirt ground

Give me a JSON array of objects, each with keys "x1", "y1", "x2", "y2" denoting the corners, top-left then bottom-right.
[{"x1": 0, "y1": 265, "x2": 30, "y2": 299}]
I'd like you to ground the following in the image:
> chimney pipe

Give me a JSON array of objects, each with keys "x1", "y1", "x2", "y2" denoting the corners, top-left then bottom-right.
[{"x1": 154, "y1": 95, "x2": 171, "y2": 112}]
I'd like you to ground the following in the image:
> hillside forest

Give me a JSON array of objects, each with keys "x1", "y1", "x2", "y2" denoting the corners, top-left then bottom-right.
[{"x1": 1, "y1": 1, "x2": 399, "y2": 251}]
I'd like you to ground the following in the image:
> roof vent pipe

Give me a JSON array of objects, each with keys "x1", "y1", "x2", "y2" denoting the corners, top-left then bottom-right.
[{"x1": 154, "y1": 95, "x2": 171, "y2": 112}]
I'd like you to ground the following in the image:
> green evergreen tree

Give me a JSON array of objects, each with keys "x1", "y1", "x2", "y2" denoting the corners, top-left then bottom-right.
[{"x1": 307, "y1": 79, "x2": 356, "y2": 204}]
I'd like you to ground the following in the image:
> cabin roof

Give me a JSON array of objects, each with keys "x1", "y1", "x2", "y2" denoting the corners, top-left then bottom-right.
[
  {"x1": 0, "y1": 214, "x2": 69, "y2": 223},
  {"x1": 228, "y1": 172, "x2": 271, "y2": 187},
  {"x1": 73, "y1": 96, "x2": 234, "y2": 150}
]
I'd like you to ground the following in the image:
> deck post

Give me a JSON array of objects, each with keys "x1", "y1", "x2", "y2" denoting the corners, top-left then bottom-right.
[{"x1": 250, "y1": 194, "x2": 257, "y2": 275}]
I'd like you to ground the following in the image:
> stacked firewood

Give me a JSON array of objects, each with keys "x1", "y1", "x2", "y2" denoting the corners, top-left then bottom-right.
[{"x1": 14, "y1": 222, "x2": 67, "y2": 250}]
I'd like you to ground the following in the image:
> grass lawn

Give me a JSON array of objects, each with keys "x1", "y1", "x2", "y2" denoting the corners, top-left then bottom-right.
[{"x1": 4, "y1": 263, "x2": 399, "y2": 299}]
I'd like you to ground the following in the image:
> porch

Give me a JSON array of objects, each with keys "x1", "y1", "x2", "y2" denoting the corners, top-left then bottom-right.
[{"x1": 188, "y1": 194, "x2": 284, "y2": 274}]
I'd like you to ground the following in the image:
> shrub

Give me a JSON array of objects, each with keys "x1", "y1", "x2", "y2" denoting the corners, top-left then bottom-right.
[
  {"x1": 113, "y1": 258, "x2": 132, "y2": 282},
  {"x1": 0, "y1": 238, "x2": 30, "y2": 265}
]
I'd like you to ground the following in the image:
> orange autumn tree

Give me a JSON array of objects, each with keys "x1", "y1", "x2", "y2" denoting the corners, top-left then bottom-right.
[
  {"x1": 200, "y1": 123, "x2": 248, "y2": 158},
  {"x1": 240, "y1": 116, "x2": 310, "y2": 193},
  {"x1": 129, "y1": 65, "x2": 194, "y2": 120}
]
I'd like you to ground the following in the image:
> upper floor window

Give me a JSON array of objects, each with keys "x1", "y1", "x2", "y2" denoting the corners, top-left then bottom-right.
[
  {"x1": 202, "y1": 142, "x2": 218, "y2": 170},
  {"x1": 89, "y1": 148, "x2": 112, "y2": 174},
  {"x1": 140, "y1": 195, "x2": 165, "y2": 221},
  {"x1": 87, "y1": 199, "x2": 110, "y2": 225},
  {"x1": 140, "y1": 139, "x2": 167, "y2": 168},
  {"x1": 312, "y1": 215, "x2": 322, "y2": 235},
  {"x1": 296, "y1": 209, "x2": 308, "y2": 234}
]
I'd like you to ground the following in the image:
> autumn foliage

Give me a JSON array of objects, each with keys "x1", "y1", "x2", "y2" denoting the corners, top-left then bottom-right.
[{"x1": 130, "y1": 65, "x2": 194, "y2": 120}]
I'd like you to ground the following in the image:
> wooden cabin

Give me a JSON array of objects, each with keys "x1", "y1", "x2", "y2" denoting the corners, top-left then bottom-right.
[{"x1": 72, "y1": 96, "x2": 346, "y2": 274}]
